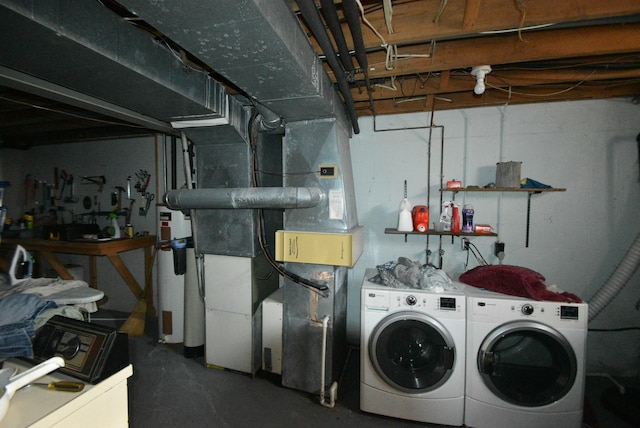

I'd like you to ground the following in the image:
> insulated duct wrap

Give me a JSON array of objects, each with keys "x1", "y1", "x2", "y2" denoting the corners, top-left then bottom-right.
[{"x1": 164, "y1": 187, "x2": 325, "y2": 210}]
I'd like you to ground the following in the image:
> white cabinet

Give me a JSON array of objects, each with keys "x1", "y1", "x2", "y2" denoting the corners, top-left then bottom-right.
[{"x1": 1, "y1": 360, "x2": 133, "y2": 428}]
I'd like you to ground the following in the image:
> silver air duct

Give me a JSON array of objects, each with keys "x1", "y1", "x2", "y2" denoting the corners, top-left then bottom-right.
[{"x1": 164, "y1": 187, "x2": 325, "y2": 210}]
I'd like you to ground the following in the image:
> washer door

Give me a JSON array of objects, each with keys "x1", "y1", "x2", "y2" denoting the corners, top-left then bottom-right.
[
  {"x1": 477, "y1": 320, "x2": 577, "y2": 407},
  {"x1": 369, "y1": 311, "x2": 456, "y2": 393}
]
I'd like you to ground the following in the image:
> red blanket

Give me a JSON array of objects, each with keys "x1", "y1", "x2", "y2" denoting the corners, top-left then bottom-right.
[{"x1": 459, "y1": 265, "x2": 582, "y2": 303}]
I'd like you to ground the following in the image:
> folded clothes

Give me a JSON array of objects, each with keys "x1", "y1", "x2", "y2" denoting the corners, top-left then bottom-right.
[{"x1": 459, "y1": 264, "x2": 582, "y2": 303}]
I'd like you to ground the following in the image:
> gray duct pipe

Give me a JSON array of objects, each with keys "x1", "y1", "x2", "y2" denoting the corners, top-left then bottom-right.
[
  {"x1": 164, "y1": 187, "x2": 325, "y2": 210},
  {"x1": 588, "y1": 231, "x2": 640, "y2": 321},
  {"x1": 319, "y1": 0, "x2": 355, "y2": 73},
  {"x1": 295, "y1": 0, "x2": 360, "y2": 134},
  {"x1": 254, "y1": 102, "x2": 285, "y2": 134}
]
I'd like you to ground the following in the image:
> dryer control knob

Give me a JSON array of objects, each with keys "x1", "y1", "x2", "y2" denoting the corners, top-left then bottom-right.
[
  {"x1": 521, "y1": 304, "x2": 534, "y2": 315},
  {"x1": 406, "y1": 295, "x2": 417, "y2": 306}
]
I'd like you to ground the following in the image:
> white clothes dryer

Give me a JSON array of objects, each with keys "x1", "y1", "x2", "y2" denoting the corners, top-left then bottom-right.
[
  {"x1": 465, "y1": 285, "x2": 588, "y2": 428},
  {"x1": 360, "y1": 269, "x2": 466, "y2": 426}
]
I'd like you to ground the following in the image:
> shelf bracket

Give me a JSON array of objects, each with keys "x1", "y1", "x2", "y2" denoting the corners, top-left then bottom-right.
[{"x1": 525, "y1": 190, "x2": 542, "y2": 247}]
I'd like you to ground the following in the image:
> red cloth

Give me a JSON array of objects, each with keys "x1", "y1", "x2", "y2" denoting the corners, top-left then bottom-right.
[{"x1": 459, "y1": 265, "x2": 582, "y2": 303}]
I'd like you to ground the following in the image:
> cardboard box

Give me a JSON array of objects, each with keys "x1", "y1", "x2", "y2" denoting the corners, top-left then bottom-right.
[{"x1": 275, "y1": 226, "x2": 364, "y2": 267}]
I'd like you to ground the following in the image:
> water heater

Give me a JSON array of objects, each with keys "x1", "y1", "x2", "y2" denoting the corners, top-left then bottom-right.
[{"x1": 157, "y1": 205, "x2": 191, "y2": 343}]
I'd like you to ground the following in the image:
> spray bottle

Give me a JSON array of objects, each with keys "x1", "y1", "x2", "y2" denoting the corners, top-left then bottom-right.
[
  {"x1": 108, "y1": 213, "x2": 121, "y2": 238},
  {"x1": 439, "y1": 202, "x2": 452, "y2": 231}
]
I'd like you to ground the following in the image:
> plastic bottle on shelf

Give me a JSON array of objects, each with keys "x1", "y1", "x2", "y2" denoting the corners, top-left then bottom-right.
[
  {"x1": 397, "y1": 198, "x2": 413, "y2": 232},
  {"x1": 451, "y1": 203, "x2": 461, "y2": 233},
  {"x1": 462, "y1": 204, "x2": 474, "y2": 232},
  {"x1": 108, "y1": 213, "x2": 121, "y2": 238}
]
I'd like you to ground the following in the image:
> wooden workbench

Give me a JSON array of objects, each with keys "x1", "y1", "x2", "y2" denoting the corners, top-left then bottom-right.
[{"x1": 1, "y1": 236, "x2": 157, "y2": 330}]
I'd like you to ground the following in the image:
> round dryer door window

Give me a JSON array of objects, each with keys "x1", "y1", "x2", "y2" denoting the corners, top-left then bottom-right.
[
  {"x1": 369, "y1": 312, "x2": 456, "y2": 393},
  {"x1": 477, "y1": 320, "x2": 577, "y2": 407}
]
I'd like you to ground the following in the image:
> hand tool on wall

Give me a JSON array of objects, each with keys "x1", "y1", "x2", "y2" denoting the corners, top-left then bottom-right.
[
  {"x1": 24, "y1": 174, "x2": 31, "y2": 206},
  {"x1": 135, "y1": 170, "x2": 150, "y2": 193},
  {"x1": 52, "y1": 168, "x2": 58, "y2": 206},
  {"x1": 81, "y1": 176, "x2": 106, "y2": 192},
  {"x1": 114, "y1": 186, "x2": 125, "y2": 211},
  {"x1": 63, "y1": 174, "x2": 76, "y2": 203},
  {"x1": 125, "y1": 198, "x2": 135, "y2": 224},
  {"x1": 58, "y1": 170, "x2": 68, "y2": 202},
  {"x1": 139, "y1": 192, "x2": 154, "y2": 216}
]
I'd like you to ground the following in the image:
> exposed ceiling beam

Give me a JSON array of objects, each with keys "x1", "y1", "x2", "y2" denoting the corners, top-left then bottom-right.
[
  {"x1": 357, "y1": 81, "x2": 640, "y2": 115},
  {"x1": 344, "y1": 24, "x2": 640, "y2": 80}
]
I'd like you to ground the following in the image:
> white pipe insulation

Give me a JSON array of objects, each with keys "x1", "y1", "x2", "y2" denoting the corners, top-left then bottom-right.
[{"x1": 588, "y1": 231, "x2": 640, "y2": 322}]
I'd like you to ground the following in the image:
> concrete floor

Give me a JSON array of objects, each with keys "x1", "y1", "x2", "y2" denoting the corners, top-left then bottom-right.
[{"x1": 112, "y1": 314, "x2": 637, "y2": 428}]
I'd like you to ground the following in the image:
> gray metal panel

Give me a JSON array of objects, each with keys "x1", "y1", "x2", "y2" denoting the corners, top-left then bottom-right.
[
  {"x1": 0, "y1": 0, "x2": 226, "y2": 122},
  {"x1": 283, "y1": 118, "x2": 359, "y2": 232},
  {"x1": 117, "y1": 0, "x2": 341, "y2": 122},
  {"x1": 281, "y1": 264, "x2": 348, "y2": 393},
  {"x1": 191, "y1": 115, "x2": 283, "y2": 256}
]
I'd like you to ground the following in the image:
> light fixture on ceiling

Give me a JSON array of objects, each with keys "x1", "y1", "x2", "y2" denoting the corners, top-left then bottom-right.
[{"x1": 471, "y1": 65, "x2": 492, "y2": 95}]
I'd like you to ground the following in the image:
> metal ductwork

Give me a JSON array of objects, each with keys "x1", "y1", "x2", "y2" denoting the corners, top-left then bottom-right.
[
  {"x1": 117, "y1": 0, "x2": 354, "y2": 132},
  {"x1": 164, "y1": 187, "x2": 325, "y2": 210},
  {"x1": 0, "y1": 0, "x2": 226, "y2": 124}
]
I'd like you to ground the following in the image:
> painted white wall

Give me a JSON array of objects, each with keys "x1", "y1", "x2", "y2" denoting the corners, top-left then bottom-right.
[{"x1": 348, "y1": 98, "x2": 640, "y2": 375}]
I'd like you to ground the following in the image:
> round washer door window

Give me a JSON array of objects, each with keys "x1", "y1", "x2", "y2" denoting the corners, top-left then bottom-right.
[
  {"x1": 477, "y1": 320, "x2": 577, "y2": 407},
  {"x1": 369, "y1": 311, "x2": 456, "y2": 393}
]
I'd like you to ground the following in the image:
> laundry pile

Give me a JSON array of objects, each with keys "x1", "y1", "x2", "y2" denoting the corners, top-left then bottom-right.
[{"x1": 369, "y1": 257, "x2": 454, "y2": 292}]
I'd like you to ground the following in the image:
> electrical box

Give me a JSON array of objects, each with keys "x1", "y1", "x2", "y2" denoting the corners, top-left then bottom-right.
[{"x1": 274, "y1": 227, "x2": 364, "y2": 267}]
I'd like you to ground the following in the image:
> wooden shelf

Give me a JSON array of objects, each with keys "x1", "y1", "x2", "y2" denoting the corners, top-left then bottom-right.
[
  {"x1": 440, "y1": 187, "x2": 566, "y2": 193},
  {"x1": 440, "y1": 186, "x2": 566, "y2": 247},
  {"x1": 384, "y1": 228, "x2": 497, "y2": 237}
]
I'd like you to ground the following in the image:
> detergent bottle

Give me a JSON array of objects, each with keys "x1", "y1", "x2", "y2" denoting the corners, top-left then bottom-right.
[
  {"x1": 451, "y1": 202, "x2": 461, "y2": 234},
  {"x1": 412, "y1": 205, "x2": 430, "y2": 232},
  {"x1": 108, "y1": 213, "x2": 121, "y2": 238},
  {"x1": 397, "y1": 197, "x2": 413, "y2": 232}
]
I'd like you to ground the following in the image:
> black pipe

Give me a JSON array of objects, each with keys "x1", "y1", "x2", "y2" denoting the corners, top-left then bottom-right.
[
  {"x1": 171, "y1": 135, "x2": 177, "y2": 190},
  {"x1": 342, "y1": 0, "x2": 369, "y2": 71},
  {"x1": 296, "y1": 0, "x2": 360, "y2": 134},
  {"x1": 319, "y1": 0, "x2": 354, "y2": 73},
  {"x1": 342, "y1": 0, "x2": 376, "y2": 115}
]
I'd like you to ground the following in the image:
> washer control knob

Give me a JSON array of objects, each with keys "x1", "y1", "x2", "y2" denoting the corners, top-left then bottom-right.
[
  {"x1": 406, "y1": 295, "x2": 417, "y2": 306},
  {"x1": 521, "y1": 304, "x2": 534, "y2": 315}
]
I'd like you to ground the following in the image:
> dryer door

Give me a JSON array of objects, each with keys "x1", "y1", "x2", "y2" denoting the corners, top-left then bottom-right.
[
  {"x1": 369, "y1": 311, "x2": 456, "y2": 393},
  {"x1": 477, "y1": 320, "x2": 577, "y2": 407}
]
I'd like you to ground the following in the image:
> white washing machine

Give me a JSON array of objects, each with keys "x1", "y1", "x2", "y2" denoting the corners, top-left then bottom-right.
[
  {"x1": 360, "y1": 268, "x2": 466, "y2": 426},
  {"x1": 465, "y1": 285, "x2": 588, "y2": 428}
]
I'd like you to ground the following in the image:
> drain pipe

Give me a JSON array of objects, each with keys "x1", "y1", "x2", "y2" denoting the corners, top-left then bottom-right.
[
  {"x1": 319, "y1": 315, "x2": 338, "y2": 408},
  {"x1": 164, "y1": 187, "x2": 325, "y2": 210},
  {"x1": 588, "y1": 231, "x2": 640, "y2": 321}
]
